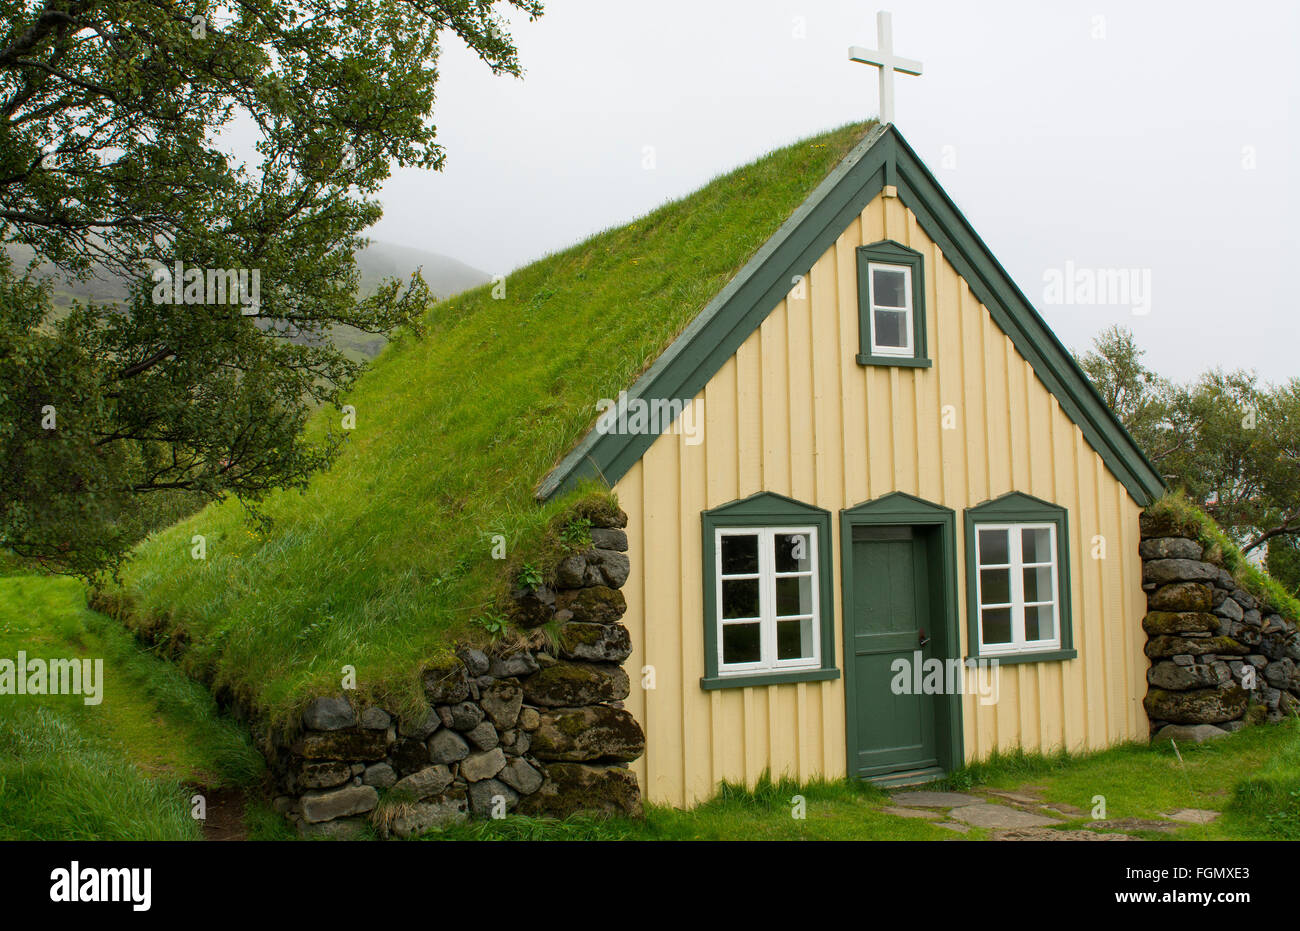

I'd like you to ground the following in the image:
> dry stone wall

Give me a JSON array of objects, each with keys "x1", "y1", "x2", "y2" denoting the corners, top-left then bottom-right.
[
  {"x1": 1139, "y1": 512, "x2": 1300, "y2": 744},
  {"x1": 271, "y1": 506, "x2": 646, "y2": 839}
]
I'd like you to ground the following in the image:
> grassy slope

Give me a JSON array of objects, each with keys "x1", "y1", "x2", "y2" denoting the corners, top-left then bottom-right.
[
  {"x1": 1144, "y1": 490, "x2": 1300, "y2": 619},
  {"x1": 116, "y1": 123, "x2": 873, "y2": 727},
  {"x1": 0, "y1": 575, "x2": 265, "y2": 840}
]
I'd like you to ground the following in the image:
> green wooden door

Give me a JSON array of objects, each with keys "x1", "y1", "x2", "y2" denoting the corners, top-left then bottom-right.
[{"x1": 849, "y1": 526, "x2": 940, "y2": 779}]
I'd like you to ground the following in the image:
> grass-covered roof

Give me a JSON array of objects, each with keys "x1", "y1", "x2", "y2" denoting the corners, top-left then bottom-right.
[{"x1": 113, "y1": 121, "x2": 875, "y2": 726}]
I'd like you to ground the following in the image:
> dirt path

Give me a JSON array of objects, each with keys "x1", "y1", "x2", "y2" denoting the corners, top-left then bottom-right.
[{"x1": 190, "y1": 785, "x2": 249, "y2": 841}]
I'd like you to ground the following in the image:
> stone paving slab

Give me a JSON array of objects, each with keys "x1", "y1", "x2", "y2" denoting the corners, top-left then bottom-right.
[
  {"x1": 949, "y1": 803, "x2": 1063, "y2": 829},
  {"x1": 1086, "y1": 818, "x2": 1178, "y2": 834},
  {"x1": 881, "y1": 805, "x2": 942, "y2": 820},
  {"x1": 889, "y1": 790, "x2": 982, "y2": 808},
  {"x1": 937, "y1": 821, "x2": 969, "y2": 833},
  {"x1": 994, "y1": 828, "x2": 1135, "y2": 841},
  {"x1": 982, "y1": 789, "x2": 1044, "y2": 806},
  {"x1": 1167, "y1": 808, "x2": 1220, "y2": 824},
  {"x1": 1041, "y1": 803, "x2": 1087, "y2": 818}
]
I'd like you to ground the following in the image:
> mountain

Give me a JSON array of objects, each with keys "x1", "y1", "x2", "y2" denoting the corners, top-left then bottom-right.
[
  {"x1": 5, "y1": 241, "x2": 489, "y2": 359},
  {"x1": 355, "y1": 240, "x2": 488, "y2": 300}
]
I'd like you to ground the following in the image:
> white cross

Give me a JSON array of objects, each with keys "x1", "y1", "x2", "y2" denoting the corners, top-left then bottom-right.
[{"x1": 848, "y1": 11, "x2": 923, "y2": 124}]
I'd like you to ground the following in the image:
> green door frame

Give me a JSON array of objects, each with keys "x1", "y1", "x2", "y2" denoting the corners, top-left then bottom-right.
[{"x1": 840, "y1": 491, "x2": 965, "y2": 781}]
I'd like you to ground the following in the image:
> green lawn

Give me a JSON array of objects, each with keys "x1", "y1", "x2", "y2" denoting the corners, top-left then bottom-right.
[
  {"x1": 5, "y1": 572, "x2": 1295, "y2": 841},
  {"x1": 0, "y1": 574, "x2": 265, "y2": 840},
  {"x1": 939, "y1": 723, "x2": 1300, "y2": 840},
  {"x1": 420, "y1": 722, "x2": 1300, "y2": 842},
  {"x1": 109, "y1": 122, "x2": 876, "y2": 730}
]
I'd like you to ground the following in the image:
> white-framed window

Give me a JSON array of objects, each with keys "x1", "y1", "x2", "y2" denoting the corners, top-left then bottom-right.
[
  {"x1": 715, "y1": 526, "x2": 821, "y2": 675},
  {"x1": 867, "y1": 262, "x2": 914, "y2": 357},
  {"x1": 973, "y1": 523, "x2": 1061, "y2": 656}
]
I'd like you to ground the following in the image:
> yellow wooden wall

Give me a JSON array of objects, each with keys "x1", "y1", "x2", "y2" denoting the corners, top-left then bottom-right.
[{"x1": 613, "y1": 192, "x2": 1148, "y2": 808}]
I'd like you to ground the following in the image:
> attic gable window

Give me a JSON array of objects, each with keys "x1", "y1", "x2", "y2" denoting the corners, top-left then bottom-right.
[
  {"x1": 856, "y1": 240, "x2": 930, "y2": 368},
  {"x1": 700, "y1": 493, "x2": 840, "y2": 690}
]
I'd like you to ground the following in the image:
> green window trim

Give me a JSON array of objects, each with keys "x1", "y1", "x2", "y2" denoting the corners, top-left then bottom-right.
[
  {"x1": 855, "y1": 239, "x2": 931, "y2": 368},
  {"x1": 963, "y1": 491, "x2": 1075, "y2": 663},
  {"x1": 700, "y1": 668, "x2": 840, "y2": 690},
  {"x1": 974, "y1": 648, "x2": 1077, "y2": 667},
  {"x1": 700, "y1": 492, "x2": 838, "y2": 690}
]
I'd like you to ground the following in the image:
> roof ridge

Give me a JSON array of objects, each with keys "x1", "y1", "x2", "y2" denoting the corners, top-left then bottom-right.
[
  {"x1": 536, "y1": 121, "x2": 890, "y2": 499},
  {"x1": 537, "y1": 123, "x2": 1163, "y2": 507}
]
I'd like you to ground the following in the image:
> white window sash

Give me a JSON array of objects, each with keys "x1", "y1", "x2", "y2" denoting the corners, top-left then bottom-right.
[
  {"x1": 867, "y1": 261, "x2": 914, "y2": 357},
  {"x1": 716, "y1": 526, "x2": 821, "y2": 675},
  {"x1": 974, "y1": 522, "x2": 1061, "y2": 656}
]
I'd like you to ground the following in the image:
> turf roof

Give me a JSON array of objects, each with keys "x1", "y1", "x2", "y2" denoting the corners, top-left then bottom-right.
[{"x1": 116, "y1": 121, "x2": 878, "y2": 724}]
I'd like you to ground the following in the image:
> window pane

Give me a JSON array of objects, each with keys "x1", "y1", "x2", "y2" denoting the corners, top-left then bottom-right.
[
  {"x1": 978, "y1": 528, "x2": 1009, "y2": 565},
  {"x1": 777, "y1": 618, "x2": 814, "y2": 661},
  {"x1": 721, "y1": 578, "x2": 759, "y2": 619},
  {"x1": 1022, "y1": 527, "x2": 1052, "y2": 563},
  {"x1": 722, "y1": 623, "x2": 761, "y2": 665},
  {"x1": 872, "y1": 268, "x2": 907, "y2": 307},
  {"x1": 775, "y1": 533, "x2": 812, "y2": 572},
  {"x1": 1026, "y1": 604, "x2": 1055, "y2": 642},
  {"x1": 721, "y1": 534, "x2": 759, "y2": 575},
  {"x1": 873, "y1": 309, "x2": 907, "y2": 348},
  {"x1": 979, "y1": 567, "x2": 1010, "y2": 606},
  {"x1": 776, "y1": 575, "x2": 813, "y2": 616},
  {"x1": 1023, "y1": 565, "x2": 1054, "y2": 603},
  {"x1": 982, "y1": 607, "x2": 1012, "y2": 645}
]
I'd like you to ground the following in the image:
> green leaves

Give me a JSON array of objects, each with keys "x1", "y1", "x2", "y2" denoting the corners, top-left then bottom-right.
[
  {"x1": 1080, "y1": 326, "x2": 1300, "y2": 592},
  {"x1": 0, "y1": 1, "x2": 541, "y2": 576}
]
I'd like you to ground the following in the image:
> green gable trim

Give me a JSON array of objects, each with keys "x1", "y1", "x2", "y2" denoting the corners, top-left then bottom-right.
[
  {"x1": 700, "y1": 492, "x2": 838, "y2": 690},
  {"x1": 839, "y1": 492, "x2": 964, "y2": 776},
  {"x1": 856, "y1": 239, "x2": 930, "y2": 368},
  {"x1": 538, "y1": 125, "x2": 1164, "y2": 508},
  {"x1": 537, "y1": 122, "x2": 891, "y2": 500},
  {"x1": 963, "y1": 491, "x2": 1076, "y2": 663},
  {"x1": 887, "y1": 132, "x2": 1164, "y2": 506}
]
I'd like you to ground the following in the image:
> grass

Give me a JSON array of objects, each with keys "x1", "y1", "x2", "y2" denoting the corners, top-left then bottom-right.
[
  {"x1": 1144, "y1": 490, "x2": 1300, "y2": 619},
  {"x1": 0, "y1": 574, "x2": 265, "y2": 840},
  {"x1": 1226, "y1": 723, "x2": 1300, "y2": 839},
  {"x1": 409, "y1": 721, "x2": 1300, "y2": 841},
  {"x1": 425, "y1": 775, "x2": 956, "y2": 841},
  {"x1": 0, "y1": 705, "x2": 202, "y2": 841},
  {"x1": 3, "y1": 571, "x2": 1293, "y2": 841},
  {"x1": 110, "y1": 121, "x2": 876, "y2": 730},
  {"x1": 940, "y1": 720, "x2": 1300, "y2": 840}
]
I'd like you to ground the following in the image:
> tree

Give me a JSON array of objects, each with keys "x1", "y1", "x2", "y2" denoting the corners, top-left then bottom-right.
[
  {"x1": 1078, "y1": 327, "x2": 1300, "y2": 593},
  {"x1": 1076, "y1": 325, "x2": 1174, "y2": 466},
  {"x1": 0, "y1": 0, "x2": 542, "y2": 577}
]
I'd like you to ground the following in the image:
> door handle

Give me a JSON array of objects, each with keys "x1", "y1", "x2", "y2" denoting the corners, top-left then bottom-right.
[{"x1": 918, "y1": 629, "x2": 930, "y2": 647}]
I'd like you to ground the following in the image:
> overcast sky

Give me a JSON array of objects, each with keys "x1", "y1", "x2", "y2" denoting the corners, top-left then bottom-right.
[{"x1": 370, "y1": 0, "x2": 1299, "y2": 383}]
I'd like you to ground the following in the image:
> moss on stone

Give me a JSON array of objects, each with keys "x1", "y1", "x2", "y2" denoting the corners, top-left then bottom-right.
[
  {"x1": 1149, "y1": 582, "x2": 1213, "y2": 612},
  {"x1": 1143, "y1": 685, "x2": 1247, "y2": 724},
  {"x1": 1142, "y1": 611, "x2": 1219, "y2": 636},
  {"x1": 522, "y1": 662, "x2": 629, "y2": 707},
  {"x1": 554, "y1": 586, "x2": 626, "y2": 624},
  {"x1": 1145, "y1": 492, "x2": 1300, "y2": 620},
  {"x1": 1145, "y1": 635, "x2": 1249, "y2": 658},
  {"x1": 562, "y1": 624, "x2": 603, "y2": 647},
  {"x1": 562, "y1": 494, "x2": 627, "y2": 531}
]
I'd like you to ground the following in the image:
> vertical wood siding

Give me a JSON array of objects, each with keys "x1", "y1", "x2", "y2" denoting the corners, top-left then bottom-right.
[{"x1": 615, "y1": 194, "x2": 1147, "y2": 807}]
